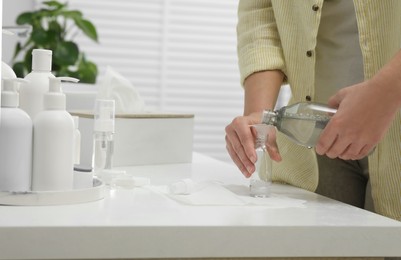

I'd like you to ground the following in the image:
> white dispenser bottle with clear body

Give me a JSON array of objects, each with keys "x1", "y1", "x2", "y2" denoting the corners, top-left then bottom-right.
[
  {"x1": 92, "y1": 99, "x2": 115, "y2": 176},
  {"x1": 0, "y1": 78, "x2": 32, "y2": 192},
  {"x1": 32, "y1": 77, "x2": 79, "y2": 191},
  {"x1": 261, "y1": 102, "x2": 337, "y2": 148},
  {"x1": 19, "y1": 49, "x2": 55, "y2": 119}
]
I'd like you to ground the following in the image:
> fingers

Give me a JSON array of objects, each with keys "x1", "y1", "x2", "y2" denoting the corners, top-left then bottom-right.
[
  {"x1": 316, "y1": 120, "x2": 374, "y2": 160},
  {"x1": 266, "y1": 128, "x2": 282, "y2": 162},
  {"x1": 225, "y1": 118, "x2": 256, "y2": 178}
]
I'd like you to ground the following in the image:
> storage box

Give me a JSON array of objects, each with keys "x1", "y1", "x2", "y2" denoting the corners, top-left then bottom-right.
[{"x1": 71, "y1": 112, "x2": 194, "y2": 167}]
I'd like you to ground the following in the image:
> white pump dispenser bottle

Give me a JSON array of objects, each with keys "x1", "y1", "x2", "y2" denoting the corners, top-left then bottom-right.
[
  {"x1": 32, "y1": 77, "x2": 79, "y2": 191},
  {"x1": 19, "y1": 49, "x2": 55, "y2": 119},
  {"x1": 0, "y1": 78, "x2": 32, "y2": 192}
]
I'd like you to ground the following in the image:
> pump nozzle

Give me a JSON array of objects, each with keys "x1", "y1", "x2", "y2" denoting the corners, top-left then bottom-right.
[
  {"x1": 44, "y1": 77, "x2": 79, "y2": 110},
  {"x1": 1, "y1": 78, "x2": 29, "y2": 108},
  {"x1": 49, "y1": 77, "x2": 79, "y2": 93}
]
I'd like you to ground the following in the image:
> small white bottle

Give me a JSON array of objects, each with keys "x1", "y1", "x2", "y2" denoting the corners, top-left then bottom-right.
[
  {"x1": 73, "y1": 116, "x2": 81, "y2": 165},
  {"x1": 92, "y1": 99, "x2": 115, "y2": 176},
  {"x1": 19, "y1": 49, "x2": 55, "y2": 119},
  {"x1": 1, "y1": 61, "x2": 17, "y2": 80},
  {"x1": 32, "y1": 77, "x2": 79, "y2": 191},
  {"x1": 0, "y1": 78, "x2": 32, "y2": 192},
  {"x1": 1, "y1": 61, "x2": 17, "y2": 107}
]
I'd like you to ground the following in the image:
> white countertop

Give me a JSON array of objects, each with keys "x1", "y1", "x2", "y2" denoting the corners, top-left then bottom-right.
[{"x1": 0, "y1": 153, "x2": 400, "y2": 259}]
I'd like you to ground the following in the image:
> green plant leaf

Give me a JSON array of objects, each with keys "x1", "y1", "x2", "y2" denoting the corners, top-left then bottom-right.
[
  {"x1": 23, "y1": 47, "x2": 34, "y2": 73},
  {"x1": 54, "y1": 41, "x2": 79, "y2": 66},
  {"x1": 43, "y1": 1, "x2": 65, "y2": 10},
  {"x1": 31, "y1": 28, "x2": 50, "y2": 45},
  {"x1": 77, "y1": 56, "x2": 98, "y2": 83},
  {"x1": 61, "y1": 10, "x2": 83, "y2": 20},
  {"x1": 16, "y1": 12, "x2": 34, "y2": 25},
  {"x1": 12, "y1": 42, "x2": 23, "y2": 59},
  {"x1": 12, "y1": 0, "x2": 99, "y2": 83},
  {"x1": 12, "y1": 62, "x2": 27, "y2": 78},
  {"x1": 75, "y1": 19, "x2": 98, "y2": 42}
]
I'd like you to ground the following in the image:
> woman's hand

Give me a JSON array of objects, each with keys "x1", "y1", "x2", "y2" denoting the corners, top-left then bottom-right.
[
  {"x1": 225, "y1": 112, "x2": 282, "y2": 177},
  {"x1": 316, "y1": 80, "x2": 398, "y2": 160}
]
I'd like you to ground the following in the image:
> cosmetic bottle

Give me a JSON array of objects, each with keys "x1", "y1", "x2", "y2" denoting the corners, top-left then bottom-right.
[
  {"x1": 261, "y1": 102, "x2": 337, "y2": 148},
  {"x1": 92, "y1": 99, "x2": 115, "y2": 176},
  {"x1": 0, "y1": 78, "x2": 32, "y2": 191},
  {"x1": 32, "y1": 77, "x2": 79, "y2": 191},
  {"x1": 19, "y1": 49, "x2": 55, "y2": 119}
]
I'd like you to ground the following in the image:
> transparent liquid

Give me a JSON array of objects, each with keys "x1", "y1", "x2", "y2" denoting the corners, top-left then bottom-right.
[
  {"x1": 249, "y1": 148, "x2": 271, "y2": 198},
  {"x1": 277, "y1": 112, "x2": 331, "y2": 147},
  {"x1": 92, "y1": 132, "x2": 114, "y2": 174}
]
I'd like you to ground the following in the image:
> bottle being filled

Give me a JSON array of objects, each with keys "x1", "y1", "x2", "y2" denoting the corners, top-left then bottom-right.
[
  {"x1": 249, "y1": 124, "x2": 272, "y2": 198},
  {"x1": 261, "y1": 102, "x2": 337, "y2": 148}
]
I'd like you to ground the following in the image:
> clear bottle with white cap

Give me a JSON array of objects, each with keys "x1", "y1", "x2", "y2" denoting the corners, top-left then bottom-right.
[
  {"x1": 32, "y1": 77, "x2": 79, "y2": 191},
  {"x1": 92, "y1": 99, "x2": 115, "y2": 176},
  {"x1": 0, "y1": 78, "x2": 32, "y2": 191},
  {"x1": 19, "y1": 49, "x2": 55, "y2": 119}
]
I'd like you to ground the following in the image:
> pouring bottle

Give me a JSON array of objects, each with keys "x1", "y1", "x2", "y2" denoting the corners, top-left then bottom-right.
[{"x1": 261, "y1": 102, "x2": 337, "y2": 148}]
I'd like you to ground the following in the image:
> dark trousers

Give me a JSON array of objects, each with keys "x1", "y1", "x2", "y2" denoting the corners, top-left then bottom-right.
[{"x1": 315, "y1": 154, "x2": 373, "y2": 212}]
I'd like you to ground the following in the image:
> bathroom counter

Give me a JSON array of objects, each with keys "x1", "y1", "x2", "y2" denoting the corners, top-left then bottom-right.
[{"x1": 0, "y1": 153, "x2": 400, "y2": 259}]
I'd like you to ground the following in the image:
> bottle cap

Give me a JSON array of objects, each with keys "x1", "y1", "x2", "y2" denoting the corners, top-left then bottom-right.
[
  {"x1": 32, "y1": 49, "x2": 52, "y2": 72},
  {"x1": 44, "y1": 77, "x2": 79, "y2": 110},
  {"x1": 1, "y1": 78, "x2": 29, "y2": 108},
  {"x1": 261, "y1": 110, "x2": 278, "y2": 126},
  {"x1": 94, "y1": 99, "x2": 115, "y2": 132},
  {"x1": 168, "y1": 179, "x2": 196, "y2": 195}
]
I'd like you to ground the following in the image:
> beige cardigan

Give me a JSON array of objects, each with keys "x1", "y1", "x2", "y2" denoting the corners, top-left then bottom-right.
[{"x1": 237, "y1": 0, "x2": 401, "y2": 220}]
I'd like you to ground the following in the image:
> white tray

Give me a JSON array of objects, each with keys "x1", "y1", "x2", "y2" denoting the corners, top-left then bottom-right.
[{"x1": 0, "y1": 178, "x2": 105, "y2": 206}]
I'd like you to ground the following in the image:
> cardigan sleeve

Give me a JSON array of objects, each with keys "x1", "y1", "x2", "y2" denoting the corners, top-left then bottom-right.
[{"x1": 237, "y1": 0, "x2": 287, "y2": 85}]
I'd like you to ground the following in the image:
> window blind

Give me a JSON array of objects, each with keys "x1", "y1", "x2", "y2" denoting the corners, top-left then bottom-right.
[{"x1": 64, "y1": 0, "x2": 245, "y2": 162}]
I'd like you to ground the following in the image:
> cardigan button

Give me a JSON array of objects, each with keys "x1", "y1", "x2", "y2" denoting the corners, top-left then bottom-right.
[
  {"x1": 305, "y1": 95, "x2": 312, "y2": 101},
  {"x1": 306, "y1": 50, "x2": 313, "y2": 57},
  {"x1": 312, "y1": 4, "x2": 320, "y2": 11}
]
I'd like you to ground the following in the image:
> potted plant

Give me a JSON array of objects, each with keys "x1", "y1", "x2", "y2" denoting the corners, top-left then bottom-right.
[{"x1": 12, "y1": 0, "x2": 99, "y2": 83}]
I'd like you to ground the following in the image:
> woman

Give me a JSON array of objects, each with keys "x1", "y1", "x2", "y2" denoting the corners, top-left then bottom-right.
[{"x1": 225, "y1": 0, "x2": 401, "y2": 220}]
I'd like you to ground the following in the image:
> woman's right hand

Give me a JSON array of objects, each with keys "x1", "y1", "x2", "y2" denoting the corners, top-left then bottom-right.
[{"x1": 225, "y1": 112, "x2": 282, "y2": 178}]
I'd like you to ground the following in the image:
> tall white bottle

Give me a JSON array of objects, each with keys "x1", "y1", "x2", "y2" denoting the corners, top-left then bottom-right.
[
  {"x1": 0, "y1": 78, "x2": 32, "y2": 192},
  {"x1": 19, "y1": 49, "x2": 55, "y2": 119},
  {"x1": 32, "y1": 77, "x2": 79, "y2": 191}
]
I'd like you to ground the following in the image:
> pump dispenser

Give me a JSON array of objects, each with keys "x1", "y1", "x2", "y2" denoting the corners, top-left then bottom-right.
[
  {"x1": 19, "y1": 49, "x2": 55, "y2": 119},
  {"x1": 32, "y1": 77, "x2": 79, "y2": 191},
  {"x1": 0, "y1": 78, "x2": 32, "y2": 192}
]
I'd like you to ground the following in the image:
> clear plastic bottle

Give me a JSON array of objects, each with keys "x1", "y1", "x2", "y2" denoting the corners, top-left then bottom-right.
[
  {"x1": 72, "y1": 116, "x2": 81, "y2": 165},
  {"x1": 92, "y1": 99, "x2": 115, "y2": 176},
  {"x1": 249, "y1": 124, "x2": 273, "y2": 198},
  {"x1": 261, "y1": 102, "x2": 337, "y2": 148}
]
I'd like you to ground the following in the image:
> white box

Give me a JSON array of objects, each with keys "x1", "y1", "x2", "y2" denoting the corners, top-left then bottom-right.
[{"x1": 72, "y1": 112, "x2": 194, "y2": 167}]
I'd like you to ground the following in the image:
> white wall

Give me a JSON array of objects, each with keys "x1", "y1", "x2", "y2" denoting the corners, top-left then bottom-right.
[{"x1": 2, "y1": 0, "x2": 34, "y2": 64}]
